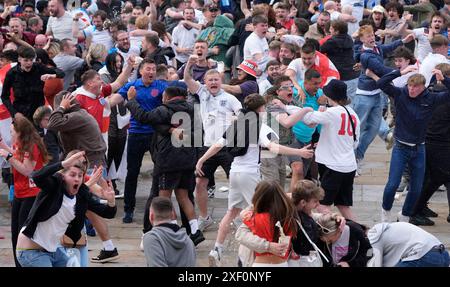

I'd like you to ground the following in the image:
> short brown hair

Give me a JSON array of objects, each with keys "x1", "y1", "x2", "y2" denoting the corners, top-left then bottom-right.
[
  {"x1": 252, "y1": 15, "x2": 268, "y2": 25},
  {"x1": 243, "y1": 93, "x2": 266, "y2": 111},
  {"x1": 407, "y1": 74, "x2": 426, "y2": 86},
  {"x1": 331, "y1": 20, "x2": 348, "y2": 35},
  {"x1": 63, "y1": 149, "x2": 88, "y2": 174},
  {"x1": 435, "y1": 63, "x2": 450, "y2": 77}
]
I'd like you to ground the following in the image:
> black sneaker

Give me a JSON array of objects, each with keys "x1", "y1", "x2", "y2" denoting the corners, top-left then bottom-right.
[
  {"x1": 189, "y1": 230, "x2": 205, "y2": 246},
  {"x1": 122, "y1": 212, "x2": 133, "y2": 223},
  {"x1": 409, "y1": 215, "x2": 435, "y2": 226},
  {"x1": 420, "y1": 206, "x2": 438, "y2": 218},
  {"x1": 90, "y1": 248, "x2": 120, "y2": 263}
]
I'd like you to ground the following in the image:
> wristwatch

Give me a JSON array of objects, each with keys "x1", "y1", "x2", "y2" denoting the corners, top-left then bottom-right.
[{"x1": 6, "y1": 153, "x2": 13, "y2": 161}]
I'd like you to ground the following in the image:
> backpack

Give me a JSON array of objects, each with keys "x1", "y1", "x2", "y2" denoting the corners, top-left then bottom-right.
[{"x1": 223, "y1": 109, "x2": 260, "y2": 157}]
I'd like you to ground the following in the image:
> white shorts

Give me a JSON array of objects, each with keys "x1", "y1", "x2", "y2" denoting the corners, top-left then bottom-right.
[{"x1": 228, "y1": 172, "x2": 260, "y2": 210}]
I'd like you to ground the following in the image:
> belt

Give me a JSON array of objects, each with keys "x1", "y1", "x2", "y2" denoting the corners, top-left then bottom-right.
[{"x1": 430, "y1": 244, "x2": 446, "y2": 253}]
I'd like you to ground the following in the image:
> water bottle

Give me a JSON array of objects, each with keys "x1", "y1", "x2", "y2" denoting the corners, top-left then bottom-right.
[
  {"x1": 275, "y1": 221, "x2": 291, "y2": 257},
  {"x1": 8, "y1": 185, "x2": 14, "y2": 203},
  {"x1": 66, "y1": 248, "x2": 81, "y2": 267}
]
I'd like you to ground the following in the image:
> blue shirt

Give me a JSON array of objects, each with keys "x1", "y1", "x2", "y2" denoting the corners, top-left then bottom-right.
[
  {"x1": 292, "y1": 81, "x2": 323, "y2": 143},
  {"x1": 119, "y1": 79, "x2": 167, "y2": 134}
]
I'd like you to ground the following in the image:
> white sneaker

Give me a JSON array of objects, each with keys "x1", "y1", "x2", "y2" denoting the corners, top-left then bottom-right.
[
  {"x1": 394, "y1": 192, "x2": 403, "y2": 201},
  {"x1": 381, "y1": 209, "x2": 391, "y2": 223},
  {"x1": 397, "y1": 211, "x2": 409, "y2": 222},
  {"x1": 198, "y1": 215, "x2": 214, "y2": 232},
  {"x1": 208, "y1": 247, "x2": 222, "y2": 267},
  {"x1": 139, "y1": 234, "x2": 144, "y2": 252}
]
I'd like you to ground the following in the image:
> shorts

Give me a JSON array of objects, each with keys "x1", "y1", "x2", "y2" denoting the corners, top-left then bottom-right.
[
  {"x1": 159, "y1": 170, "x2": 195, "y2": 191},
  {"x1": 318, "y1": 163, "x2": 355, "y2": 207},
  {"x1": 196, "y1": 146, "x2": 233, "y2": 179},
  {"x1": 228, "y1": 171, "x2": 260, "y2": 210},
  {"x1": 287, "y1": 139, "x2": 312, "y2": 171}
]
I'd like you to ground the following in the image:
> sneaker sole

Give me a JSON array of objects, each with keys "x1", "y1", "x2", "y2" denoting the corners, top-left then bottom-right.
[
  {"x1": 199, "y1": 221, "x2": 214, "y2": 232},
  {"x1": 208, "y1": 254, "x2": 219, "y2": 267},
  {"x1": 90, "y1": 254, "x2": 120, "y2": 263}
]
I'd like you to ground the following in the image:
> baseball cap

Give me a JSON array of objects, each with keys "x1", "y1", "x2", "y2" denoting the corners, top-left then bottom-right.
[{"x1": 237, "y1": 60, "x2": 258, "y2": 78}]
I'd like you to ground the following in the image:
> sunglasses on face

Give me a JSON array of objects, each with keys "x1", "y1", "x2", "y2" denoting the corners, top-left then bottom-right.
[
  {"x1": 209, "y1": 8, "x2": 219, "y2": 12},
  {"x1": 279, "y1": 84, "x2": 294, "y2": 90}
]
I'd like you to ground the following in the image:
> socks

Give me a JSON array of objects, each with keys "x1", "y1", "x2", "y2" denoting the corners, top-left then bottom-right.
[
  {"x1": 189, "y1": 219, "x2": 199, "y2": 234},
  {"x1": 102, "y1": 240, "x2": 115, "y2": 251}
]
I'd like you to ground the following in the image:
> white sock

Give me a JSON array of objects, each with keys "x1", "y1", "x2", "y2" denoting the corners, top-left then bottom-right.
[
  {"x1": 102, "y1": 240, "x2": 115, "y2": 251},
  {"x1": 170, "y1": 220, "x2": 178, "y2": 225},
  {"x1": 214, "y1": 242, "x2": 224, "y2": 253},
  {"x1": 189, "y1": 219, "x2": 199, "y2": 234}
]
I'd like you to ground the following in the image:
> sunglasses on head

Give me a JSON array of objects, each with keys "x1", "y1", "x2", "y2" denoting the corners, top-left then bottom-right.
[{"x1": 317, "y1": 221, "x2": 335, "y2": 235}]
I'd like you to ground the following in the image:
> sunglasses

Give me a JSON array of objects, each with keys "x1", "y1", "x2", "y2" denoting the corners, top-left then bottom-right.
[
  {"x1": 209, "y1": 7, "x2": 219, "y2": 12},
  {"x1": 317, "y1": 221, "x2": 336, "y2": 235}
]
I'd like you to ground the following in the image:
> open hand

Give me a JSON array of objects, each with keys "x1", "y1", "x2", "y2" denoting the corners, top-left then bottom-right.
[
  {"x1": 268, "y1": 242, "x2": 289, "y2": 257},
  {"x1": 402, "y1": 33, "x2": 415, "y2": 44},
  {"x1": 432, "y1": 68, "x2": 444, "y2": 81},
  {"x1": 195, "y1": 160, "x2": 205, "y2": 177},
  {"x1": 298, "y1": 145, "x2": 314, "y2": 159},
  {"x1": 62, "y1": 151, "x2": 86, "y2": 169}
]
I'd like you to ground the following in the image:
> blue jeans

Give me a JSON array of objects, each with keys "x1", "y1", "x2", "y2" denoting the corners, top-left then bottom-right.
[
  {"x1": 352, "y1": 93, "x2": 383, "y2": 160},
  {"x1": 16, "y1": 247, "x2": 69, "y2": 267},
  {"x1": 395, "y1": 247, "x2": 450, "y2": 267},
  {"x1": 344, "y1": 78, "x2": 358, "y2": 105},
  {"x1": 124, "y1": 133, "x2": 153, "y2": 213},
  {"x1": 382, "y1": 141, "x2": 426, "y2": 216}
]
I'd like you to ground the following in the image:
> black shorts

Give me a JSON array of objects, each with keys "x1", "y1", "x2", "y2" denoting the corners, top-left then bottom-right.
[
  {"x1": 159, "y1": 170, "x2": 195, "y2": 191},
  {"x1": 318, "y1": 163, "x2": 355, "y2": 207},
  {"x1": 196, "y1": 146, "x2": 233, "y2": 179}
]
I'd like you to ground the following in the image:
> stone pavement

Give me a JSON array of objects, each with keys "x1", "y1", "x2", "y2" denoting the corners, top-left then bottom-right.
[{"x1": 0, "y1": 138, "x2": 449, "y2": 267}]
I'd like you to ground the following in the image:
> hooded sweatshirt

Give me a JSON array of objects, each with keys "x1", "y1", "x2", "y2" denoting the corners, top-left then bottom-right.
[
  {"x1": 367, "y1": 222, "x2": 441, "y2": 267},
  {"x1": 198, "y1": 15, "x2": 235, "y2": 63},
  {"x1": 143, "y1": 223, "x2": 196, "y2": 267},
  {"x1": 320, "y1": 34, "x2": 360, "y2": 81}
]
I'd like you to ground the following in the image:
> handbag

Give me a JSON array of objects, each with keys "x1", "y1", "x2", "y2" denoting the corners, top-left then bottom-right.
[
  {"x1": 116, "y1": 105, "x2": 130, "y2": 129},
  {"x1": 289, "y1": 219, "x2": 329, "y2": 267},
  {"x1": 61, "y1": 234, "x2": 87, "y2": 248}
]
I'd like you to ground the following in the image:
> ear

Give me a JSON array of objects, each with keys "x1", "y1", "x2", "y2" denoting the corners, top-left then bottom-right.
[{"x1": 149, "y1": 209, "x2": 154, "y2": 223}]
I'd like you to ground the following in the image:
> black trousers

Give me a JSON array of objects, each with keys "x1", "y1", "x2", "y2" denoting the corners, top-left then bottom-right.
[
  {"x1": 412, "y1": 144, "x2": 450, "y2": 216},
  {"x1": 142, "y1": 173, "x2": 195, "y2": 235},
  {"x1": 106, "y1": 135, "x2": 127, "y2": 174},
  {"x1": 11, "y1": 196, "x2": 36, "y2": 267}
]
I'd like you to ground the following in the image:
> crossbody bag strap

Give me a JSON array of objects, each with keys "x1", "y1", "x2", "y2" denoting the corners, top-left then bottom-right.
[
  {"x1": 296, "y1": 219, "x2": 329, "y2": 263},
  {"x1": 341, "y1": 105, "x2": 356, "y2": 142}
]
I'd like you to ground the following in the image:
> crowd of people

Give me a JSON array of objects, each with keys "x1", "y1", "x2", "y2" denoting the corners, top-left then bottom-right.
[{"x1": 0, "y1": 0, "x2": 449, "y2": 267}]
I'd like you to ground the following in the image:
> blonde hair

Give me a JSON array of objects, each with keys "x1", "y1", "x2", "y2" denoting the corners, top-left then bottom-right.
[
  {"x1": 358, "y1": 25, "x2": 374, "y2": 38},
  {"x1": 86, "y1": 43, "x2": 107, "y2": 66},
  {"x1": 407, "y1": 74, "x2": 426, "y2": 86},
  {"x1": 47, "y1": 42, "x2": 60, "y2": 59},
  {"x1": 135, "y1": 15, "x2": 150, "y2": 30}
]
